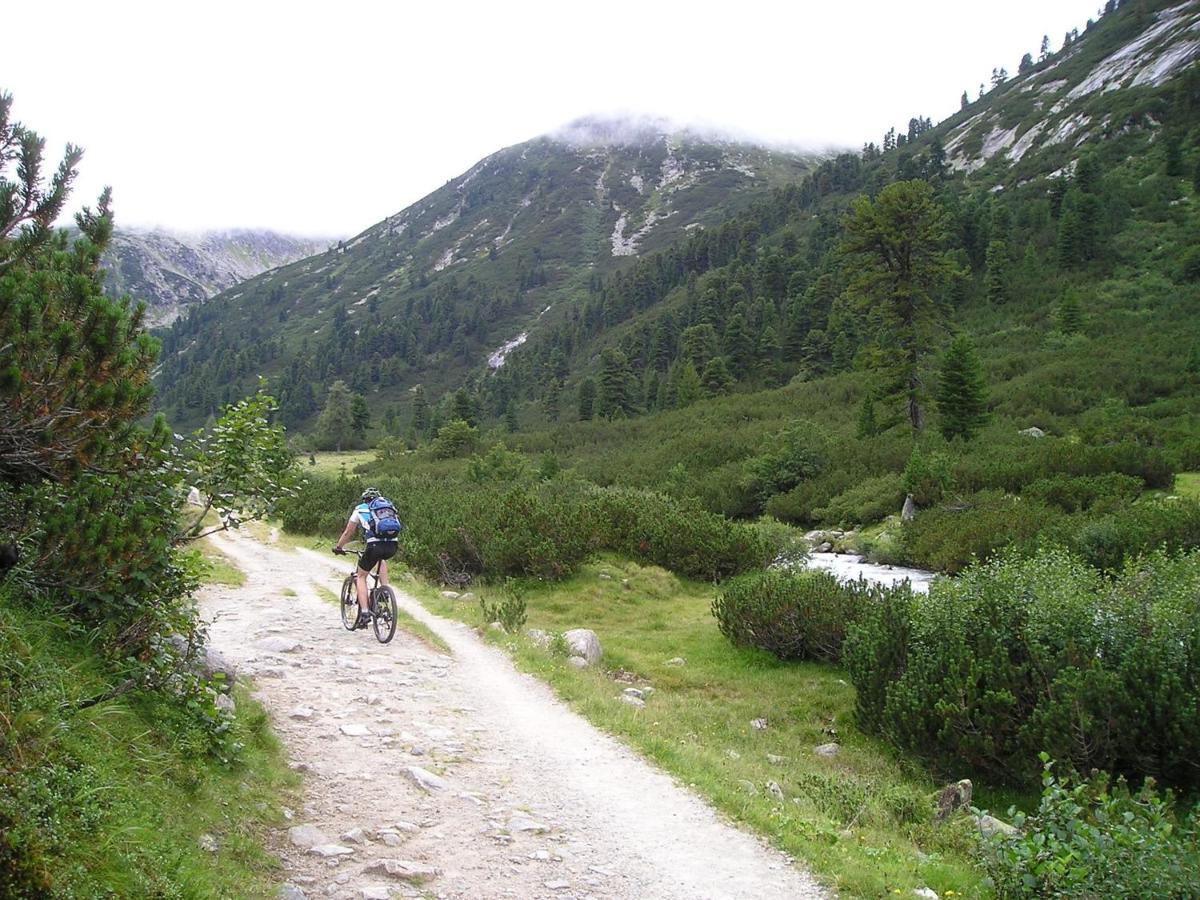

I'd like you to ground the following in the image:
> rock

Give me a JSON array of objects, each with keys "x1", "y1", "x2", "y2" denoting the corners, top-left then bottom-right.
[
  {"x1": 404, "y1": 765, "x2": 449, "y2": 792},
  {"x1": 598, "y1": 572, "x2": 612, "y2": 580},
  {"x1": 507, "y1": 816, "x2": 550, "y2": 834},
  {"x1": 935, "y1": 779, "x2": 973, "y2": 822},
  {"x1": 459, "y1": 592, "x2": 476, "y2": 601},
  {"x1": 526, "y1": 629, "x2": 552, "y2": 649},
  {"x1": 665, "y1": 657, "x2": 686, "y2": 667},
  {"x1": 289, "y1": 706, "x2": 315, "y2": 720},
  {"x1": 566, "y1": 656, "x2": 588, "y2": 669},
  {"x1": 726, "y1": 749, "x2": 741, "y2": 760},
  {"x1": 440, "y1": 591, "x2": 460, "y2": 599},
  {"x1": 340, "y1": 827, "x2": 368, "y2": 844},
  {"x1": 308, "y1": 843, "x2": 355, "y2": 857},
  {"x1": 340, "y1": 723, "x2": 371, "y2": 737},
  {"x1": 360, "y1": 888, "x2": 391, "y2": 900},
  {"x1": 256, "y1": 636, "x2": 301, "y2": 653},
  {"x1": 766, "y1": 781, "x2": 785, "y2": 801},
  {"x1": 377, "y1": 830, "x2": 408, "y2": 847},
  {"x1": 913, "y1": 889, "x2": 939, "y2": 899},
  {"x1": 214, "y1": 693, "x2": 236, "y2": 714},
  {"x1": 198, "y1": 833, "x2": 219, "y2": 852},
  {"x1": 622, "y1": 688, "x2": 645, "y2": 700},
  {"x1": 187, "y1": 486, "x2": 203, "y2": 506},
  {"x1": 278, "y1": 885, "x2": 307, "y2": 900},
  {"x1": 750, "y1": 718, "x2": 769, "y2": 731},
  {"x1": 1019, "y1": 426, "x2": 1046, "y2": 438},
  {"x1": 563, "y1": 629, "x2": 602, "y2": 666},
  {"x1": 619, "y1": 694, "x2": 645, "y2": 708},
  {"x1": 544, "y1": 880, "x2": 571, "y2": 890},
  {"x1": 288, "y1": 824, "x2": 330, "y2": 849},
  {"x1": 901, "y1": 494, "x2": 916, "y2": 522},
  {"x1": 363, "y1": 859, "x2": 441, "y2": 883},
  {"x1": 201, "y1": 647, "x2": 238, "y2": 687},
  {"x1": 977, "y1": 814, "x2": 1018, "y2": 838},
  {"x1": 738, "y1": 779, "x2": 759, "y2": 795},
  {"x1": 816, "y1": 541, "x2": 834, "y2": 553},
  {"x1": 388, "y1": 821, "x2": 420, "y2": 833},
  {"x1": 814, "y1": 742, "x2": 841, "y2": 757},
  {"x1": 766, "y1": 753, "x2": 787, "y2": 765}
]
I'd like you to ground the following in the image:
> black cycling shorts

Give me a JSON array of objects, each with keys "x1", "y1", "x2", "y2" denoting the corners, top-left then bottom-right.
[{"x1": 359, "y1": 541, "x2": 398, "y2": 573}]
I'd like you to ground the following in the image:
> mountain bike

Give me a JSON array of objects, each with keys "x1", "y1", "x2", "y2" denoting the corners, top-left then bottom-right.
[{"x1": 335, "y1": 548, "x2": 398, "y2": 644}]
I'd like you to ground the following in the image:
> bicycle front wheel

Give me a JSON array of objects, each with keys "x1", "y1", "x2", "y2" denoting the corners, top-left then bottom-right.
[
  {"x1": 340, "y1": 575, "x2": 359, "y2": 631},
  {"x1": 372, "y1": 586, "x2": 398, "y2": 644}
]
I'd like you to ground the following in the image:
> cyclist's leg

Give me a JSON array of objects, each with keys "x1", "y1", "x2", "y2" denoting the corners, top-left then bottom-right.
[
  {"x1": 378, "y1": 558, "x2": 389, "y2": 587},
  {"x1": 354, "y1": 567, "x2": 370, "y2": 611}
]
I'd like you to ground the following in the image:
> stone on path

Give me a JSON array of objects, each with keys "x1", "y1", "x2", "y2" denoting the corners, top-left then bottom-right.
[
  {"x1": 340, "y1": 827, "x2": 368, "y2": 844},
  {"x1": 278, "y1": 885, "x2": 307, "y2": 900},
  {"x1": 404, "y1": 765, "x2": 450, "y2": 792},
  {"x1": 340, "y1": 723, "x2": 371, "y2": 736},
  {"x1": 289, "y1": 706, "x2": 314, "y2": 720},
  {"x1": 562, "y1": 629, "x2": 602, "y2": 666},
  {"x1": 308, "y1": 843, "x2": 355, "y2": 857},
  {"x1": 288, "y1": 824, "x2": 330, "y2": 849},
  {"x1": 545, "y1": 881, "x2": 571, "y2": 891},
  {"x1": 360, "y1": 887, "x2": 391, "y2": 900},
  {"x1": 507, "y1": 815, "x2": 550, "y2": 834},
  {"x1": 364, "y1": 859, "x2": 441, "y2": 883},
  {"x1": 256, "y1": 636, "x2": 301, "y2": 653}
]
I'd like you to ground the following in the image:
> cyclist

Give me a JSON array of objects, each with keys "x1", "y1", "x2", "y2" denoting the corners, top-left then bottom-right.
[{"x1": 332, "y1": 488, "x2": 399, "y2": 629}]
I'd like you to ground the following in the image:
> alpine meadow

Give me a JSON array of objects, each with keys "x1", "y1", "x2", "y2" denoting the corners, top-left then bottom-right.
[{"x1": 5, "y1": 0, "x2": 1200, "y2": 897}]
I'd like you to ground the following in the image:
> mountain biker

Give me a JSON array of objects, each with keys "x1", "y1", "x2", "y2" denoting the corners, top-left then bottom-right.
[{"x1": 332, "y1": 488, "x2": 399, "y2": 629}]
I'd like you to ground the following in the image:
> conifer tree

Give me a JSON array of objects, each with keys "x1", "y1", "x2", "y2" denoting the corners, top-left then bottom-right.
[
  {"x1": 1056, "y1": 289, "x2": 1084, "y2": 334},
  {"x1": 317, "y1": 380, "x2": 355, "y2": 451},
  {"x1": 350, "y1": 393, "x2": 370, "y2": 441},
  {"x1": 856, "y1": 394, "x2": 878, "y2": 438},
  {"x1": 935, "y1": 336, "x2": 989, "y2": 441},
  {"x1": 960, "y1": 90, "x2": 970, "y2": 110},
  {"x1": 700, "y1": 356, "x2": 735, "y2": 396},
  {"x1": 597, "y1": 348, "x2": 637, "y2": 418},
  {"x1": 411, "y1": 385, "x2": 430, "y2": 436},
  {"x1": 577, "y1": 377, "x2": 596, "y2": 421},
  {"x1": 543, "y1": 378, "x2": 561, "y2": 421},
  {"x1": 452, "y1": 387, "x2": 476, "y2": 426},
  {"x1": 671, "y1": 360, "x2": 702, "y2": 408},
  {"x1": 1040, "y1": 35, "x2": 1051, "y2": 60},
  {"x1": 841, "y1": 180, "x2": 957, "y2": 434},
  {"x1": 984, "y1": 239, "x2": 1008, "y2": 304}
]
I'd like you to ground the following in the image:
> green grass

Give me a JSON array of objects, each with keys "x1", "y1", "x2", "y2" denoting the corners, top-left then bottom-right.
[
  {"x1": 1176, "y1": 473, "x2": 1200, "y2": 500},
  {"x1": 0, "y1": 598, "x2": 296, "y2": 896},
  {"x1": 405, "y1": 555, "x2": 989, "y2": 898},
  {"x1": 304, "y1": 450, "x2": 376, "y2": 476},
  {"x1": 197, "y1": 539, "x2": 246, "y2": 586}
]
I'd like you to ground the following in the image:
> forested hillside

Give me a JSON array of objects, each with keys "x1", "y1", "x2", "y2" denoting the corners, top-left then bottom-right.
[{"x1": 154, "y1": 120, "x2": 814, "y2": 422}]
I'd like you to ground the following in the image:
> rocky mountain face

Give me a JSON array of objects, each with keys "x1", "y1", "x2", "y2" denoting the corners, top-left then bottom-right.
[
  {"x1": 941, "y1": 0, "x2": 1199, "y2": 175},
  {"x1": 154, "y1": 120, "x2": 817, "y2": 419},
  {"x1": 102, "y1": 229, "x2": 333, "y2": 326}
]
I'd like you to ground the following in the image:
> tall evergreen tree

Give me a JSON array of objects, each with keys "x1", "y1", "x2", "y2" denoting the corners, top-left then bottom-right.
[
  {"x1": 856, "y1": 393, "x2": 879, "y2": 438},
  {"x1": 935, "y1": 335, "x2": 989, "y2": 441},
  {"x1": 317, "y1": 380, "x2": 355, "y2": 451},
  {"x1": 671, "y1": 360, "x2": 702, "y2": 408},
  {"x1": 984, "y1": 239, "x2": 1008, "y2": 304},
  {"x1": 1056, "y1": 289, "x2": 1085, "y2": 334},
  {"x1": 350, "y1": 393, "x2": 370, "y2": 441},
  {"x1": 411, "y1": 385, "x2": 430, "y2": 436},
  {"x1": 596, "y1": 348, "x2": 637, "y2": 418},
  {"x1": 840, "y1": 180, "x2": 957, "y2": 434},
  {"x1": 700, "y1": 356, "x2": 736, "y2": 397},
  {"x1": 577, "y1": 377, "x2": 596, "y2": 421}
]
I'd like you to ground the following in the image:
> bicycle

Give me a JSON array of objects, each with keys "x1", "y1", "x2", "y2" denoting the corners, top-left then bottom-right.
[{"x1": 334, "y1": 548, "x2": 398, "y2": 644}]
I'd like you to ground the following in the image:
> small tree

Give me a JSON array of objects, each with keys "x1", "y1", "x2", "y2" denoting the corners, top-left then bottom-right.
[
  {"x1": 411, "y1": 385, "x2": 430, "y2": 437},
  {"x1": 935, "y1": 335, "x2": 989, "y2": 441},
  {"x1": 701, "y1": 355, "x2": 736, "y2": 396},
  {"x1": 316, "y1": 380, "x2": 355, "y2": 450},
  {"x1": 1057, "y1": 289, "x2": 1085, "y2": 334},
  {"x1": 577, "y1": 377, "x2": 596, "y2": 421},
  {"x1": 350, "y1": 393, "x2": 370, "y2": 442},
  {"x1": 856, "y1": 393, "x2": 879, "y2": 438}
]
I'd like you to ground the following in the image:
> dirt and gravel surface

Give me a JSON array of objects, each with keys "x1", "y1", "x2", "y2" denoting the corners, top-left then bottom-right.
[{"x1": 202, "y1": 532, "x2": 826, "y2": 900}]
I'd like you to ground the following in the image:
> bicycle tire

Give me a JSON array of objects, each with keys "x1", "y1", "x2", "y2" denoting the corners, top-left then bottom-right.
[
  {"x1": 372, "y1": 586, "x2": 398, "y2": 644},
  {"x1": 340, "y1": 575, "x2": 359, "y2": 631}
]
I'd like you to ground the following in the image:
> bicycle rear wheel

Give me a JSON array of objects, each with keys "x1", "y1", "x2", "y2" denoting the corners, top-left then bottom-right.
[
  {"x1": 372, "y1": 586, "x2": 398, "y2": 644},
  {"x1": 340, "y1": 575, "x2": 359, "y2": 631}
]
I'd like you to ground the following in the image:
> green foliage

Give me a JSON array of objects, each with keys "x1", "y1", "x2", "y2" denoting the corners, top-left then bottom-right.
[
  {"x1": 178, "y1": 385, "x2": 301, "y2": 541},
  {"x1": 1055, "y1": 288, "x2": 1085, "y2": 334},
  {"x1": 935, "y1": 335, "x2": 989, "y2": 441},
  {"x1": 430, "y1": 419, "x2": 479, "y2": 459},
  {"x1": 902, "y1": 445, "x2": 954, "y2": 507},
  {"x1": 1022, "y1": 472, "x2": 1142, "y2": 513},
  {"x1": 844, "y1": 548, "x2": 1200, "y2": 789},
  {"x1": 740, "y1": 426, "x2": 826, "y2": 511},
  {"x1": 577, "y1": 377, "x2": 596, "y2": 421},
  {"x1": 315, "y1": 380, "x2": 357, "y2": 451},
  {"x1": 713, "y1": 569, "x2": 902, "y2": 663},
  {"x1": 812, "y1": 473, "x2": 904, "y2": 527},
  {"x1": 980, "y1": 757, "x2": 1200, "y2": 898},
  {"x1": 478, "y1": 580, "x2": 528, "y2": 634}
]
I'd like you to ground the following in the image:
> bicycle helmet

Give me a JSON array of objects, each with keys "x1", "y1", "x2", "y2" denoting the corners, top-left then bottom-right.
[{"x1": 361, "y1": 488, "x2": 381, "y2": 502}]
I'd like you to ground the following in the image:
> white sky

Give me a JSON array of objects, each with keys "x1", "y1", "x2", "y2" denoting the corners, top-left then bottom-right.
[{"x1": 6, "y1": 0, "x2": 1101, "y2": 237}]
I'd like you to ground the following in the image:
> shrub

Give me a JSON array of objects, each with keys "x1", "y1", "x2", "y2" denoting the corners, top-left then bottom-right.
[
  {"x1": 897, "y1": 490, "x2": 1061, "y2": 573},
  {"x1": 1022, "y1": 472, "x2": 1143, "y2": 513},
  {"x1": 980, "y1": 756, "x2": 1200, "y2": 898},
  {"x1": 902, "y1": 446, "x2": 954, "y2": 507},
  {"x1": 430, "y1": 420, "x2": 479, "y2": 459},
  {"x1": 713, "y1": 569, "x2": 906, "y2": 663},
  {"x1": 812, "y1": 473, "x2": 904, "y2": 527},
  {"x1": 276, "y1": 471, "x2": 363, "y2": 536},
  {"x1": 478, "y1": 580, "x2": 527, "y2": 634},
  {"x1": 1066, "y1": 497, "x2": 1200, "y2": 571},
  {"x1": 844, "y1": 548, "x2": 1200, "y2": 789}
]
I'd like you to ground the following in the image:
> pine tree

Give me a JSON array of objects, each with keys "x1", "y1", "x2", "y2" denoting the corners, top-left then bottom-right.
[
  {"x1": 700, "y1": 356, "x2": 736, "y2": 397},
  {"x1": 452, "y1": 387, "x2": 476, "y2": 426},
  {"x1": 1056, "y1": 289, "x2": 1084, "y2": 334},
  {"x1": 722, "y1": 313, "x2": 754, "y2": 378},
  {"x1": 672, "y1": 360, "x2": 702, "y2": 408},
  {"x1": 856, "y1": 393, "x2": 878, "y2": 438},
  {"x1": 984, "y1": 239, "x2": 1008, "y2": 304},
  {"x1": 504, "y1": 402, "x2": 518, "y2": 433},
  {"x1": 543, "y1": 378, "x2": 561, "y2": 421},
  {"x1": 840, "y1": 181, "x2": 957, "y2": 434},
  {"x1": 1018, "y1": 53, "x2": 1034, "y2": 74},
  {"x1": 597, "y1": 348, "x2": 637, "y2": 418},
  {"x1": 577, "y1": 377, "x2": 596, "y2": 421},
  {"x1": 961, "y1": 90, "x2": 970, "y2": 110},
  {"x1": 936, "y1": 336, "x2": 989, "y2": 441},
  {"x1": 350, "y1": 394, "x2": 370, "y2": 441},
  {"x1": 411, "y1": 385, "x2": 430, "y2": 436},
  {"x1": 1039, "y1": 34, "x2": 1051, "y2": 60},
  {"x1": 317, "y1": 380, "x2": 355, "y2": 451}
]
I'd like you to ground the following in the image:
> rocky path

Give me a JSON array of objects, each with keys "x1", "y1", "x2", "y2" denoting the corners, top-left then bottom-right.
[{"x1": 201, "y1": 532, "x2": 826, "y2": 900}]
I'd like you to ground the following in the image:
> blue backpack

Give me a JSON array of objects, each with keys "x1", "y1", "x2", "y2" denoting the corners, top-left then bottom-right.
[{"x1": 367, "y1": 496, "x2": 402, "y2": 540}]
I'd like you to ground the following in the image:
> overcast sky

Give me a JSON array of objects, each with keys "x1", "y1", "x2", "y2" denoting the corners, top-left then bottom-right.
[{"x1": 6, "y1": 0, "x2": 1100, "y2": 237}]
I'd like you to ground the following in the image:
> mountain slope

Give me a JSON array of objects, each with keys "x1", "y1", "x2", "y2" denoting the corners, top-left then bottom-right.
[
  {"x1": 103, "y1": 228, "x2": 332, "y2": 326},
  {"x1": 154, "y1": 120, "x2": 817, "y2": 419}
]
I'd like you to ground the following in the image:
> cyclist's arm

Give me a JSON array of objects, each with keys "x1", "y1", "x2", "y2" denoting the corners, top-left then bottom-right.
[{"x1": 333, "y1": 514, "x2": 358, "y2": 552}]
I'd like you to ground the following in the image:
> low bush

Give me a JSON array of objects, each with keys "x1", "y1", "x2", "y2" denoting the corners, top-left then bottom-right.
[
  {"x1": 1022, "y1": 472, "x2": 1143, "y2": 513},
  {"x1": 897, "y1": 490, "x2": 1061, "y2": 573},
  {"x1": 1066, "y1": 496, "x2": 1200, "y2": 571},
  {"x1": 980, "y1": 756, "x2": 1200, "y2": 898},
  {"x1": 844, "y1": 548, "x2": 1200, "y2": 789},
  {"x1": 812, "y1": 473, "x2": 904, "y2": 527},
  {"x1": 712, "y1": 569, "x2": 910, "y2": 663}
]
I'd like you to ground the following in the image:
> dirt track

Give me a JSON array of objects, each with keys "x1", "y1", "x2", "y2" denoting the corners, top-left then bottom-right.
[{"x1": 202, "y1": 531, "x2": 825, "y2": 899}]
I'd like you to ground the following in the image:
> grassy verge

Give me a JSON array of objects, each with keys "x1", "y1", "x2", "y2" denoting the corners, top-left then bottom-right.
[
  {"x1": 313, "y1": 581, "x2": 451, "y2": 654},
  {"x1": 302, "y1": 450, "x2": 376, "y2": 476},
  {"x1": 197, "y1": 538, "x2": 246, "y2": 586},
  {"x1": 0, "y1": 598, "x2": 296, "y2": 896},
  {"x1": 1177, "y1": 472, "x2": 1200, "y2": 500},
  {"x1": 402, "y1": 555, "x2": 990, "y2": 897}
]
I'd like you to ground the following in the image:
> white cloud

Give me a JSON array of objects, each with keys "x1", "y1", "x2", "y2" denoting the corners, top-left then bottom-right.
[{"x1": 6, "y1": 0, "x2": 1099, "y2": 235}]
